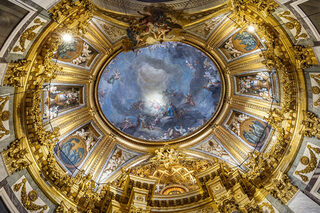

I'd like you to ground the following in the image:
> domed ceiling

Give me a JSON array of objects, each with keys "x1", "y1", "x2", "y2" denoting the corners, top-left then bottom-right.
[{"x1": 2, "y1": 0, "x2": 319, "y2": 212}]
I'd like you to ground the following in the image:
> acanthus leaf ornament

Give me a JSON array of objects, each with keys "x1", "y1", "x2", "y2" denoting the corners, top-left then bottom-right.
[
  {"x1": 50, "y1": 0, "x2": 93, "y2": 35},
  {"x1": 266, "y1": 173, "x2": 298, "y2": 204}
]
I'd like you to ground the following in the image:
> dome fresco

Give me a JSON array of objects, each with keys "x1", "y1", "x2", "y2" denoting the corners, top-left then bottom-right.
[{"x1": 98, "y1": 42, "x2": 222, "y2": 141}]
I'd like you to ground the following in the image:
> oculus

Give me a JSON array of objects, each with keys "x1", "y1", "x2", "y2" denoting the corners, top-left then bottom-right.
[{"x1": 97, "y1": 42, "x2": 222, "y2": 141}]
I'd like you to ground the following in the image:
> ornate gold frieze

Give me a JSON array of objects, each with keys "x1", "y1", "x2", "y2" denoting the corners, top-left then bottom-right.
[
  {"x1": 310, "y1": 74, "x2": 320, "y2": 107},
  {"x1": 55, "y1": 201, "x2": 77, "y2": 213},
  {"x1": 293, "y1": 45, "x2": 317, "y2": 72},
  {"x1": 13, "y1": 178, "x2": 48, "y2": 213}
]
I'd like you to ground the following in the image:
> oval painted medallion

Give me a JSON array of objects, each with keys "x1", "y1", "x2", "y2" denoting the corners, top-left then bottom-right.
[{"x1": 98, "y1": 42, "x2": 222, "y2": 141}]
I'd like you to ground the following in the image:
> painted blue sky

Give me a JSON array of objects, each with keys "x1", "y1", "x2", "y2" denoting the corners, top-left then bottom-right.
[{"x1": 98, "y1": 42, "x2": 221, "y2": 141}]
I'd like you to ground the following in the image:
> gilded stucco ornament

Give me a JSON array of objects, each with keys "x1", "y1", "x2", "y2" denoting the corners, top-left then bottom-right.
[
  {"x1": 2, "y1": 138, "x2": 30, "y2": 174},
  {"x1": 55, "y1": 201, "x2": 77, "y2": 213},
  {"x1": 311, "y1": 74, "x2": 320, "y2": 106},
  {"x1": 295, "y1": 145, "x2": 320, "y2": 182},
  {"x1": 266, "y1": 173, "x2": 298, "y2": 204},
  {"x1": 278, "y1": 11, "x2": 308, "y2": 40},
  {"x1": 302, "y1": 111, "x2": 320, "y2": 139},
  {"x1": 228, "y1": 0, "x2": 312, "y2": 205},
  {"x1": 0, "y1": 96, "x2": 10, "y2": 139},
  {"x1": 122, "y1": 6, "x2": 185, "y2": 51},
  {"x1": 13, "y1": 178, "x2": 48, "y2": 213},
  {"x1": 3, "y1": 60, "x2": 31, "y2": 87},
  {"x1": 13, "y1": 18, "x2": 46, "y2": 53}
]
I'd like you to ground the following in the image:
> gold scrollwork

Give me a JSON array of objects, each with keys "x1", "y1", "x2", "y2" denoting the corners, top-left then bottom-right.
[
  {"x1": 13, "y1": 178, "x2": 48, "y2": 213},
  {"x1": 295, "y1": 144, "x2": 320, "y2": 182},
  {"x1": 13, "y1": 18, "x2": 46, "y2": 53},
  {"x1": 0, "y1": 96, "x2": 10, "y2": 140},
  {"x1": 279, "y1": 11, "x2": 308, "y2": 39}
]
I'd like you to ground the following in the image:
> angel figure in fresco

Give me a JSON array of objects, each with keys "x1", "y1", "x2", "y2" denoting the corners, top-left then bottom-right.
[
  {"x1": 123, "y1": 6, "x2": 184, "y2": 51},
  {"x1": 203, "y1": 59, "x2": 212, "y2": 70},
  {"x1": 107, "y1": 69, "x2": 121, "y2": 84},
  {"x1": 102, "y1": 150, "x2": 125, "y2": 179},
  {"x1": 203, "y1": 71, "x2": 221, "y2": 94},
  {"x1": 85, "y1": 135, "x2": 95, "y2": 152},
  {"x1": 224, "y1": 37, "x2": 242, "y2": 58},
  {"x1": 184, "y1": 93, "x2": 196, "y2": 107}
]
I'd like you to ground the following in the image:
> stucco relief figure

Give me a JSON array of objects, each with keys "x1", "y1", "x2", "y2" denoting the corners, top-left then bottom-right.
[
  {"x1": 42, "y1": 85, "x2": 84, "y2": 120},
  {"x1": 197, "y1": 139, "x2": 237, "y2": 165},
  {"x1": 237, "y1": 72, "x2": 274, "y2": 101},
  {"x1": 100, "y1": 147, "x2": 137, "y2": 181},
  {"x1": 227, "y1": 111, "x2": 270, "y2": 150}
]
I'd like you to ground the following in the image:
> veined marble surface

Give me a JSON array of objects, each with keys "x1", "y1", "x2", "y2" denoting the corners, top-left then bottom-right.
[{"x1": 288, "y1": 190, "x2": 320, "y2": 213}]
